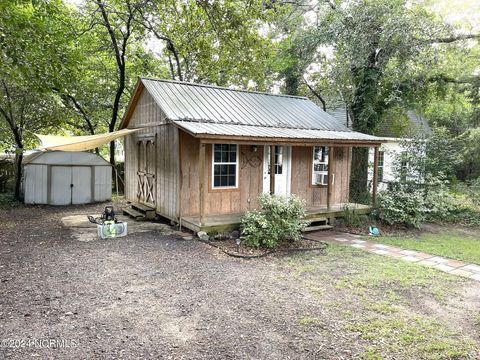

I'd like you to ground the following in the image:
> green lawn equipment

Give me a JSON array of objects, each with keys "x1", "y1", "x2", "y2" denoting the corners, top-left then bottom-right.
[{"x1": 88, "y1": 206, "x2": 127, "y2": 239}]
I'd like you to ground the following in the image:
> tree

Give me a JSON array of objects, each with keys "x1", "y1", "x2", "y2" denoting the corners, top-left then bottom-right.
[
  {"x1": 136, "y1": 0, "x2": 276, "y2": 89},
  {"x1": 272, "y1": 0, "x2": 479, "y2": 201},
  {"x1": 0, "y1": 0, "x2": 77, "y2": 199}
]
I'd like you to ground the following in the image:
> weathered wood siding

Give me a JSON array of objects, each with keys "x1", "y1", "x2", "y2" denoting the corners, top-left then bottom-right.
[
  {"x1": 179, "y1": 131, "x2": 199, "y2": 216},
  {"x1": 290, "y1": 146, "x2": 350, "y2": 207},
  {"x1": 156, "y1": 124, "x2": 179, "y2": 219},
  {"x1": 179, "y1": 131, "x2": 264, "y2": 216},
  {"x1": 331, "y1": 146, "x2": 351, "y2": 204},
  {"x1": 124, "y1": 88, "x2": 179, "y2": 219}
]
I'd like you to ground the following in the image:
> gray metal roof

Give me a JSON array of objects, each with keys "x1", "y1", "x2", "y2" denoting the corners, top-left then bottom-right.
[
  {"x1": 174, "y1": 121, "x2": 384, "y2": 142},
  {"x1": 141, "y1": 78, "x2": 349, "y2": 131},
  {"x1": 125, "y1": 77, "x2": 385, "y2": 143}
]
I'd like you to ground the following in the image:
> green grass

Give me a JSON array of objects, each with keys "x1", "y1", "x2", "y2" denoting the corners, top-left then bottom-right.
[
  {"x1": 349, "y1": 315, "x2": 477, "y2": 359},
  {"x1": 369, "y1": 232, "x2": 480, "y2": 264},
  {"x1": 282, "y1": 244, "x2": 478, "y2": 359}
]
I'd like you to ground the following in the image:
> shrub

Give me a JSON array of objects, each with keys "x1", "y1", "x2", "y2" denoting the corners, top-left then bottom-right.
[
  {"x1": 377, "y1": 183, "x2": 426, "y2": 228},
  {"x1": 241, "y1": 194, "x2": 310, "y2": 248},
  {"x1": 465, "y1": 178, "x2": 480, "y2": 207},
  {"x1": 376, "y1": 174, "x2": 459, "y2": 227},
  {"x1": 342, "y1": 203, "x2": 366, "y2": 227},
  {"x1": 423, "y1": 174, "x2": 456, "y2": 221}
]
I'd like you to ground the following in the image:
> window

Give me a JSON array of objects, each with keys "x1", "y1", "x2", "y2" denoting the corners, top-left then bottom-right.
[
  {"x1": 267, "y1": 146, "x2": 283, "y2": 175},
  {"x1": 400, "y1": 152, "x2": 408, "y2": 182},
  {"x1": 378, "y1": 151, "x2": 384, "y2": 182},
  {"x1": 312, "y1": 146, "x2": 329, "y2": 185},
  {"x1": 212, "y1": 144, "x2": 238, "y2": 188}
]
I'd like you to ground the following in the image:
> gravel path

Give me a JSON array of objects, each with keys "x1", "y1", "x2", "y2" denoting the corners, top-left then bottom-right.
[{"x1": 0, "y1": 204, "x2": 347, "y2": 359}]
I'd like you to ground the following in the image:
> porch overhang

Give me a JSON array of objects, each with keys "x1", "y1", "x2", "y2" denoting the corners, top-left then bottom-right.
[{"x1": 172, "y1": 121, "x2": 386, "y2": 147}]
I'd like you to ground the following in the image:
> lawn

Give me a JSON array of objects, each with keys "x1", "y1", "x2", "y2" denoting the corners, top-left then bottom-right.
[
  {"x1": 284, "y1": 244, "x2": 480, "y2": 359},
  {"x1": 368, "y1": 229, "x2": 480, "y2": 264}
]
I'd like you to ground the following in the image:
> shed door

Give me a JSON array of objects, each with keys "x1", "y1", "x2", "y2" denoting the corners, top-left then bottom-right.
[
  {"x1": 50, "y1": 166, "x2": 92, "y2": 205},
  {"x1": 72, "y1": 167, "x2": 92, "y2": 204},
  {"x1": 136, "y1": 139, "x2": 156, "y2": 207},
  {"x1": 50, "y1": 166, "x2": 72, "y2": 205}
]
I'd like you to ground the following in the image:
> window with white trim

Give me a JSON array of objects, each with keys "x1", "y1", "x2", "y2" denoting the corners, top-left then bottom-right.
[
  {"x1": 312, "y1": 146, "x2": 329, "y2": 185},
  {"x1": 378, "y1": 151, "x2": 385, "y2": 182},
  {"x1": 212, "y1": 144, "x2": 238, "y2": 188}
]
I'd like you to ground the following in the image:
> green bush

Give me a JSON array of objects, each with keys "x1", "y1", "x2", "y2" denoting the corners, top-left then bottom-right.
[
  {"x1": 241, "y1": 193, "x2": 310, "y2": 248},
  {"x1": 342, "y1": 203, "x2": 366, "y2": 227},
  {"x1": 465, "y1": 178, "x2": 480, "y2": 207},
  {"x1": 377, "y1": 175, "x2": 459, "y2": 228},
  {"x1": 377, "y1": 183, "x2": 426, "y2": 228}
]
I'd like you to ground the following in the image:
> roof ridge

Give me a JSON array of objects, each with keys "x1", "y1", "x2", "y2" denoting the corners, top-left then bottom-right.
[{"x1": 139, "y1": 77, "x2": 309, "y2": 100}]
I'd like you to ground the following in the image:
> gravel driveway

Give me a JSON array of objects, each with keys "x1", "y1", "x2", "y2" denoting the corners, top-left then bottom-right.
[{"x1": 0, "y1": 203, "x2": 336, "y2": 359}]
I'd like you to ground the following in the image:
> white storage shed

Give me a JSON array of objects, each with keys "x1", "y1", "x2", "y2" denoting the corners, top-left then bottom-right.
[{"x1": 23, "y1": 151, "x2": 112, "y2": 205}]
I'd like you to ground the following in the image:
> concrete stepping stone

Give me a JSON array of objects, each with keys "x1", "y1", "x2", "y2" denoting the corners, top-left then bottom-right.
[
  {"x1": 306, "y1": 230, "x2": 480, "y2": 282},
  {"x1": 462, "y1": 264, "x2": 480, "y2": 274},
  {"x1": 428, "y1": 256, "x2": 450, "y2": 264},
  {"x1": 449, "y1": 268, "x2": 475, "y2": 277}
]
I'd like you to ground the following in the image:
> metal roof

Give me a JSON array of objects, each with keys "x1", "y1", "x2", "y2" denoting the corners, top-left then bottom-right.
[
  {"x1": 122, "y1": 77, "x2": 386, "y2": 143},
  {"x1": 174, "y1": 121, "x2": 384, "y2": 143},
  {"x1": 140, "y1": 78, "x2": 349, "y2": 131}
]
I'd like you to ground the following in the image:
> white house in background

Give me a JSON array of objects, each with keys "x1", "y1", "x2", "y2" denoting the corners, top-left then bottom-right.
[{"x1": 327, "y1": 108, "x2": 432, "y2": 191}]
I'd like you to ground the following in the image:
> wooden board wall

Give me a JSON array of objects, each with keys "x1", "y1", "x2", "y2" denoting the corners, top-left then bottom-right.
[
  {"x1": 156, "y1": 124, "x2": 179, "y2": 219},
  {"x1": 290, "y1": 146, "x2": 350, "y2": 207},
  {"x1": 179, "y1": 131, "x2": 264, "y2": 217},
  {"x1": 124, "y1": 88, "x2": 179, "y2": 219}
]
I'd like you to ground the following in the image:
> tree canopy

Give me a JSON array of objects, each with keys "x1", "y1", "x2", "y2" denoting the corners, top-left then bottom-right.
[{"x1": 0, "y1": 0, "x2": 478, "y2": 199}]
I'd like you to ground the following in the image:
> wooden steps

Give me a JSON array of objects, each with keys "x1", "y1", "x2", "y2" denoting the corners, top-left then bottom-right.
[
  {"x1": 123, "y1": 202, "x2": 156, "y2": 221},
  {"x1": 303, "y1": 215, "x2": 332, "y2": 233},
  {"x1": 303, "y1": 224, "x2": 333, "y2": 232}
]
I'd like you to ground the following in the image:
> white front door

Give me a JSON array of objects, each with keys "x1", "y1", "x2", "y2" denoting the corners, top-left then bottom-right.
[{"x1": 263, "y1": 146, "x2": 291, "y2": 196}]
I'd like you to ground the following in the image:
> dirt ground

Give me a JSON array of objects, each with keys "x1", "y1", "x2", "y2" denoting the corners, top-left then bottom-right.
[{"x1": 1, "y1": 202, "x2": 479, "y2": 359}]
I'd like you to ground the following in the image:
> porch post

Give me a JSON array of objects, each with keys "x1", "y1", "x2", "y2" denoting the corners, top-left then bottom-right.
[
  {"x1": 269, "y1": 145, "x2": 275, "y2": 195},
  {"x1": 327, "y1": 146, "x2": 335, "y2": 209},
  {"x1": 199, "y1": 142, "x2": 206, "y2": 226},
  {"x1": 372, "y1": 146, "x2": 379, "y2": 207}
]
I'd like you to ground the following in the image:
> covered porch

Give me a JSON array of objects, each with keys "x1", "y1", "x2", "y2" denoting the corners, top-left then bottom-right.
[{"x1": 180, "y1": 202, "x2": 371, "y2": 233}]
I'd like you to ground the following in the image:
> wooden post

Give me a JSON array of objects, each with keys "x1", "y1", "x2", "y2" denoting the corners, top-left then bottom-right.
[
  {"x1": 199, "y1": 142, "x2": 206, "y2": 226},
  {"x1": 372, "y1": 146, "x2": 379, "y2": 207},
  {"x1": 269, "y1": 145, "x2": 275, "y2": 195},
  {"x1": 327, "y1": 147, "x2": 334, "y2": 210}
]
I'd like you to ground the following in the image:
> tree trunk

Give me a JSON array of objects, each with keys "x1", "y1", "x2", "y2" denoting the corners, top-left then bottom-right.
[
  {"x1": 109, "y1": 140, "x2": 116, "y2": 166},
  {"x1": 14, "y1": 150, "x2": 23, "y2": 201},
  {"x1": 349, "y1": 55, "x2": 381, "y2": 203},
  {"x1": 350, "y1": 147, "x2": 370, "y2": 204}
]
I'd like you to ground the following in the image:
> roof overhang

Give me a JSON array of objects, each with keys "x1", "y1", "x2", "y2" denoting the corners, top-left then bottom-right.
[{"x1": 173, "y1": 121, "x2": 386, "y2": 147}]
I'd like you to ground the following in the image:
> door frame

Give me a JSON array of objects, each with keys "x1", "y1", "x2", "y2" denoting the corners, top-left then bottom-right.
[{"x1": 262, "y1": 145, "x2": 292, "y2": 196}]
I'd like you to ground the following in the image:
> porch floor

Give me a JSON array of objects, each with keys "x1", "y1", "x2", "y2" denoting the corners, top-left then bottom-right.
[{"x1": 180, "y1": 203, "x2": 371, "y2": 233}]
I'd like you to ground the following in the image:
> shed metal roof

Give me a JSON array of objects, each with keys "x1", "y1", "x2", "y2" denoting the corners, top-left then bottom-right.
[
  {"x1": 121, "y1": 77, "x2": 386, "y2": 144},
  {"x1": 141, "y1": 78, "x2": 349, "y2": 130},
  {"x1": 174, "y1": 121, "x2": 383, "y2": 143}
]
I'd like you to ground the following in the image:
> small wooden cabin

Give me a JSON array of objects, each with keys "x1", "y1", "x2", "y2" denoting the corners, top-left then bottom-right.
[{"x1": 120, "y1": 78, "x2": 384, "y2": 232}]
